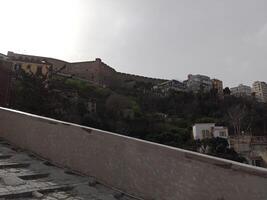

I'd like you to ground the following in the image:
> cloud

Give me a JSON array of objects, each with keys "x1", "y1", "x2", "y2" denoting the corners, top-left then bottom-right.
[{"x1": 244, "y1": 23, "x2": 267, "y2": 47}]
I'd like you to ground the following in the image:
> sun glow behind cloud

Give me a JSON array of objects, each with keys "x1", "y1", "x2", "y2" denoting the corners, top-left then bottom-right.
[
  {"x1": 0, "y1": 0, "x2": 85, "y2": 60},
  {"x1": 1, "y1": 0, "x2": 267, "y2": 86}
]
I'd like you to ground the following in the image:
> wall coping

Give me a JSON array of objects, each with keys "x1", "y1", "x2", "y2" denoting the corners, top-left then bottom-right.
[{"x1": 1, "y1": 106, "x2": 267, "y2": 178}]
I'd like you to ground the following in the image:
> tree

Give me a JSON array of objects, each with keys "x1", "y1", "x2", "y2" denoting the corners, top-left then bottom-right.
[
  {"x1": 227, "y1": 105, "x2": 247, "y2": 136},
  {"x1": 196, "y1": 138, "x2": 247, "y2": 163},
  {"x1": 223, "y1": 87, "x2": 231, "y2": 95}
]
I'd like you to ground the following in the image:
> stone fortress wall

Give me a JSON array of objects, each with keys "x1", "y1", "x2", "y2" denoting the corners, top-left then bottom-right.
[
  {"x1": 0, "y1": 107, "x2": 267, "y2": 200},
  {"x1": 7, "y1": 52, "x2": 166, "y2": 86}
]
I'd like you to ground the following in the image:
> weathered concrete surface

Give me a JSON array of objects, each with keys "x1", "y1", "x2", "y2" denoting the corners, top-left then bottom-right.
[
  {"x1": 0, "y1": 107, "x2": 267, "y2": 200},
  {"x1": 0, "y1": 141, "x2": 136, "y2": 200}
]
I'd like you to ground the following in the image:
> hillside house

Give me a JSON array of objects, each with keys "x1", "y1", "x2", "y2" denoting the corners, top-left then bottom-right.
[{"x1": 192, "y1": 123, "x2": 229, "y2": 140}]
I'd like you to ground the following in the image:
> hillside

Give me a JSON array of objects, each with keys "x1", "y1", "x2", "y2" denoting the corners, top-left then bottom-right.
[{"x1": 11, "y1": 71, "x2": 267, "y2": 155}]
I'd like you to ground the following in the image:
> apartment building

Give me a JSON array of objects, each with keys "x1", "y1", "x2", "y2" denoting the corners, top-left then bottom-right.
[
  {"x1": 252, "y1": 81, "x2": 267, "y2": 103},
  {"x1": 212, "y1": 79, "x2": 223, "y2": 94},
  {"x1": 187, "y1": 74, "x2": 212, "y2": 93},
  {"x1": 230, "y1": 84, "x2": 252, "y2": 97},
  {"x1": 153, "y1": 79, "x2": 187, "y2": 94}
]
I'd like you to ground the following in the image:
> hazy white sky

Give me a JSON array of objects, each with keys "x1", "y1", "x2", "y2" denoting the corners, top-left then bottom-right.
[{"x1": 1, "y1": 0, "x2": 267, "y2": 87}]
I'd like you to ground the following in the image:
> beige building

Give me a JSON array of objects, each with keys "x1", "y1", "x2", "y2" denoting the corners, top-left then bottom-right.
[
  {"x1": 7, "y1": 52, "x2": 52, "y2": 79},
  {"x1": 252, "y1": 81, "x2": 267, "y2": 103},
  {"x1": 230, "y1": 84, "x2": 252, "y2": 97},
  {"x1": 229, "y1": 135, "x2": 267, "y2": 167},
  {"x1": 212, "y1": 79, "x2": 223, "y2": 94}
]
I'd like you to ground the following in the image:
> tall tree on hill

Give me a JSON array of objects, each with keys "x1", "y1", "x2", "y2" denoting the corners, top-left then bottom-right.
[{"x1": 227, "y1": 105, "x2": 247, "y2": 136}]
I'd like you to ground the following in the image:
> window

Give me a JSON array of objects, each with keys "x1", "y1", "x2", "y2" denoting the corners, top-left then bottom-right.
[
  {"x1": 14, "y1": 63, "x2": 21, "y2": 71},
  {"x1": 219, "y1": 131, "x2": 226, "y2": 137},
  {"x1": 252, "y1": 159, "x2": 262, "y2": 167},
  {"x1": 36, "y1": 66, "x2": 42, "y2": 76},
  {"x1": 202, "y1": 130, "x2": 210, "y2": 138}
]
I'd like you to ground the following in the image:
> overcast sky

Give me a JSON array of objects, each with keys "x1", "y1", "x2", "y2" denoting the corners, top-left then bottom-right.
[{"x1": 1, "y1": 0, "x2": 267, "y2": 87}]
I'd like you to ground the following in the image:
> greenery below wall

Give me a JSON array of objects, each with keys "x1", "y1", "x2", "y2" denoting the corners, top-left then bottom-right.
[{"x1": 11, "y1": 71, "x2": 267, "y2": 163}]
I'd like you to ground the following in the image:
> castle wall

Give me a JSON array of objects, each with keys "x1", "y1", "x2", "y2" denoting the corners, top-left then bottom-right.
[
  {"x1": 7, "y1": 52, "x2": 167, "y2": 87},
  {"x1": 117, "y1": 72, "x2": 166, "y2": 85},
  {"x1": 65, "y1": 59, "x2": 117, "y2": 86}
]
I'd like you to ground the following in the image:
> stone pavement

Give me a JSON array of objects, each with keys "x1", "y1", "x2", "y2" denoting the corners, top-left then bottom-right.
[{"x1": 0, "y1": 140, "x2": 138, "y2": 200}]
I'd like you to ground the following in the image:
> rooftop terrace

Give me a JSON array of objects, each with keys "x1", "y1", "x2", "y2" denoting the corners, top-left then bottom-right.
[{"x1": 0, "y1": 139, "x2": 137, "y2": 200}]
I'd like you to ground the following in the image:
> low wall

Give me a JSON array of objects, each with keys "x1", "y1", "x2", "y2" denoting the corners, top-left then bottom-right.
[{"x1": 0, "y1": 107, "x2": 267, "y2": 200}]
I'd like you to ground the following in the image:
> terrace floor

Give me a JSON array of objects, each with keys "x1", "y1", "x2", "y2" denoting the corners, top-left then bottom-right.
[{"x1": 0, "y1": 139, "x2": 138, "y2": 200}]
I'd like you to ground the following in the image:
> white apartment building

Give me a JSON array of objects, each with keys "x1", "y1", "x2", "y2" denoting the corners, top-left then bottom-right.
[
  {"x1": 187, "y1": 74, "x2": 212, "y2": 93},
  {"x1": 192, "y1": 123, "x2": 229, "y2": 140},
  {"x1": 252, "y1": 81, "x2": 267, "y2": 103},
  {"x1": 153, "y1": 80, "x2": 187, "y2": 94},
  {"x1": 230, "y1": 84, "x2": 252, "y2": 97}
]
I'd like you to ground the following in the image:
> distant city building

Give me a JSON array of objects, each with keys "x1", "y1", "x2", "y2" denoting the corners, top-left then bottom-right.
[
  {"x1": 211, "y1": 79, "x2": 223, "y2": 94},
  {"x1": 153, "y1": 80, "x2": 187, "y2": 94},
  {"x1": 187, "y1": 74, "x2": 212, "y2": 93},
  {"x1": 252, "y1": 81, "x2": 267, "y2": 103},
  {"x1": 7, "y1": 52, "x2": 52, "y2": 79},
  {"x1": 230, "y1": 84, "x2": 252, "y2": 97},
  {"x1": 192, "y1": 123, "x2": 228, "y2": 140}
]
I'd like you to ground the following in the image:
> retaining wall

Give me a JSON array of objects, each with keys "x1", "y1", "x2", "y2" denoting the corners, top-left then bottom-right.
[{"x1": 0, "y1": 107, "x2": 267, "y2": 200}]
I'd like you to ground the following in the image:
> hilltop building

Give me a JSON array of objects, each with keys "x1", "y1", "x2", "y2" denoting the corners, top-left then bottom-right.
[
  {"x1": 153, "y1": 79, "x2": 187, "y2": 94},
  {"x1": 230, "y1": 84, "x2": 252, "y2": 97},
  {"x1": 212, "y1": 79, "x2": 223, "y2": 94},
  {"x1": 186, "y1": 74, "x2": 212, "y2": 93},
  {"x1": 7, "y1": 51, "x2": 166, "y2": 88},
  {"x1": 192, "y1": 123, "x2": 228, "y2": 140},
  {"x1": 7, "y1": 52, "x2": 52, "y2": 79},
  {"x1": 252, "y1": 81, "x2": 267, "y2": 103}
]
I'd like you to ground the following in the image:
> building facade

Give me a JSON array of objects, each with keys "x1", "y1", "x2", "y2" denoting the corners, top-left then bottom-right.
[
  {"x1": 229, "y1": 135, "x2": 267, "y2": 167},
  {"x1": 230, "y1": 84, "x2": 252, "y2": 97},
  {"x1": 212, "y1": 79, "x2": 223, "y2": 94},
  {"x1": 252, "y1": 81, "x2": 267, "y2": 103},
  {"x1": 153, "y1": 80, "x2": 187, "y2": 94},
  {"x1": 192, "y1": 123, "x2": 229, "y2": 140},
  {"x1": 7, "y1": 51, "x2": 166, "y2": 88},
  {"x1": 187, "y1": 74, "x2": 212, "y2": 93},
  {"x1": 8, "y1": 53, "x2": 52, "y2": 79}
]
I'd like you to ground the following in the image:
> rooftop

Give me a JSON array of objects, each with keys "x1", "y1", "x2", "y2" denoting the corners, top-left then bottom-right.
[{"x1": 0, "y1": 139, "x2": 137, "y2": 200}]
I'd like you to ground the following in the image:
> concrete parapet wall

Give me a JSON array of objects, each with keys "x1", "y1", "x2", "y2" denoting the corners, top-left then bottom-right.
[{"x1": 0, "y1": 107, "x2": 267, "y2": 200}]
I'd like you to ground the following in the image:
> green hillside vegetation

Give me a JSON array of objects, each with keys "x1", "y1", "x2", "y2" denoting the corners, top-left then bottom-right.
[{"x1": 11, "y1": 71, "x2": 267, "y2": 163}]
